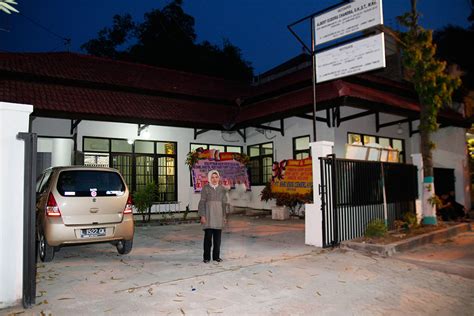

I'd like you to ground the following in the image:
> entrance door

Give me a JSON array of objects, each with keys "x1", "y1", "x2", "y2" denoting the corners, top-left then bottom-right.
[{"x1": 434, "y1": 168, "x2": 455, "y2": 197}]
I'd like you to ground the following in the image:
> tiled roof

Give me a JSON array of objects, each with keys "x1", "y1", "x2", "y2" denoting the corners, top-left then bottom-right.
[
  {"x1": 0, "y1": 80, "x2": 236, "y2": 129},
  {"x1": 0, "y1": 52, "x2": 467, "y2": 129},
  {"x1": 0, "y1": 52, "x2": 249, "y2": 102}
]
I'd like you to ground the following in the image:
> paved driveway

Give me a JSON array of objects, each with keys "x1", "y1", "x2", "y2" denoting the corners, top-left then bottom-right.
[{"x1": 2, "y1": 215, "x2": 473, "y2": 315}]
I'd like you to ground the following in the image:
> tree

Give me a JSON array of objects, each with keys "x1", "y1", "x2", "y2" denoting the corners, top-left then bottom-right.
[
  {"x1": 81, "y1": 14, "x2": 135, "y2": 59},
  {"x1": 81, "y1": 0, "x2": 253, "y2": 81},
  {"x1": 0, "y1": 0, "x2": 19, "y2": 14},
  {"x1": 434, "y1": 25, "x2": 474, "y2": 116},
  {"x1": 397, "y1": 0, "x2": 461, "y2": 224}
]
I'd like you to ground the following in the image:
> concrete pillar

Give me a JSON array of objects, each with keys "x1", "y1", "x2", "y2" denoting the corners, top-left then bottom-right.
[
  {"x1": 52, "y1": 138, "x2": 73, "y2": 167},
  {"x1": 0, "y1": 102, "x2": 33, "y2": 308},
  {"x1": 411, "y1": 154, "x2": 423, "y2": 224},
  {"x1": 305, "y1": 141, "x2": 334, "y2": 247}
]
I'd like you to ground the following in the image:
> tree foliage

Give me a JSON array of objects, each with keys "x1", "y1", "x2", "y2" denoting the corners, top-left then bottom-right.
[
  {"x1": 434, "y1": 25, "x2": 474, "y2": 97},
  {"x1": 81, "y1": 0, "x2": 253, "y2": 81},
  {"x1": 0, "y1": 0, "x2": 19, "y2": 14},
  {"x1": 397, "y1": 0, "x2": 461, "y2": 223},
  {"x1": 397, "y1": 4, "x2": 461, "y2": 134}
]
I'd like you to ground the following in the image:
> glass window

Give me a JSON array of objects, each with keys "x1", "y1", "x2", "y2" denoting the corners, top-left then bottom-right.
[
  {"x1": 226, "y1": 146, "x2": 242, "y2": 153},
  {"x1": 379, "y1": 137, "x2": 390, "y2": 147},
  {"x1": 364, "y1": 135, "x2": 377, "y2": 145},
  {"x1": 157, "y1": 142, "x2": 176, "y2": 155},
  {"x1": 56, "y1": 170, "x2": 125, "y2": 197},
  {"x1": 209, "y1": 145, "x2": 225, "y2": 152},
  {"x1": 84, "y1": 138, "x2": 109, "y2": 152},
  {"x1": 135, "y1": 140, "x2": 154, "y2": 154},
  {"x1": 190, "y1": 143, "x2": 208, "y2": 151},
  {"x1": 83, "y1": 137, "x2": 177, "y2": 202},
  {"x1": 348, "y1": 133, "x2": 362, "y2": 144},
  {"x1": 112, "y1": 139, "x2": 132, "y2": 153},
  {"x1": 293, "y1": 135, "x2": 311, "y2": 159},
  {"x1": 248, "y1": 142, "x2": 273, "y2": 185},
  {"x1": 249, "y1": 146, "x2": 260, "y2": 157},
  {"x1": 84, "y1": 153, "x2": 110, "y2": 167},
  {"x1": 392, "y1": 139, "x2": 404, "y2": 162},
  {"x1": 346, "y1": 132, "x2": 406, "y2": 163}
]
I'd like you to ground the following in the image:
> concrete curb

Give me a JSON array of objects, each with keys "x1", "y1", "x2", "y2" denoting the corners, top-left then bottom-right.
[{"x1": 342, "y1": 222, "x2": 472, "y2": 257}]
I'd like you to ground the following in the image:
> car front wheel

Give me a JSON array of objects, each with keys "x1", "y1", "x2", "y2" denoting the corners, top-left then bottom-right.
[
  {"x1": 38, "y1": 231, "x2": 55, "y2": 262},
  {"x1": 116, "y1": 239, "x2": 133, "y2": 255}
]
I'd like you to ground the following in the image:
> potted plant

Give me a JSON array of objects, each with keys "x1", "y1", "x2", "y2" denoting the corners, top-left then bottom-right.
[{"x1": 133, "y1": 182, "x2": 157, "y2": 222}]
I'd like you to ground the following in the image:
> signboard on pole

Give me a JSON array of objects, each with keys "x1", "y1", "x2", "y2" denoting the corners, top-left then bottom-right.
[
  {"x1": 315, "y1": 32, "x2": 385, "y2": 83},
  {"x1": 314, "y1": 0, "x2": 383, "y2": 46}
]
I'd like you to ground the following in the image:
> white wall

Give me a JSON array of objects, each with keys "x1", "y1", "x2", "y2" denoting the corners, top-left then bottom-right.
[
  {"x1": 0, "y1": 102, "x2": 33, "y2": 308},
  {"x1": 411, "y1": 126, "x2": 470, "y2": 208},
  {"x1": 32, "y1": 111, "x2": 469, "y2": 212}
]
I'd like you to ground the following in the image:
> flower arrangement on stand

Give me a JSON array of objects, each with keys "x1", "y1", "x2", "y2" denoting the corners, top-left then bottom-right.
[{"x1": 260, "y1": 182, "x2": 312, "y2": 218}]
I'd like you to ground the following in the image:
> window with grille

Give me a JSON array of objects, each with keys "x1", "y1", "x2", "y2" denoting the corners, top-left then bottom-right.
[
  {"x1": 247, "y1": 142, "x2": 273, "y2": 185},
  {"x1": 83, "y1": 137, "x2": 177, "y2": 202}
]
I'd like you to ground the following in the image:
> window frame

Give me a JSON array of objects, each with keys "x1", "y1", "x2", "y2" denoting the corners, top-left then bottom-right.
[
  {"x1": 83, "y1": 136, "x2": 178, "y2": 202},
  {"x1": 247, "y1": 141, "x2": 274, "y2": 186},
  {"x1": 292, "y1": 135, "x2": 311, "y2": 159},
  {"x1": 347, "y1": 132, "x2": 406, "y2": 162}
]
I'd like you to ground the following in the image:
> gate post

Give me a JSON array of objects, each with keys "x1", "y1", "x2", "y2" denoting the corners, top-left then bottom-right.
[
  {"x1": 411, "y1": 154, "x2": 424, "y2": 224},
  {"x1": 305, "y1": 141, "x2": 334, "y2": 247},
  {"x1": 0, "y1": 102, "x2": 33, "y2": 309}
]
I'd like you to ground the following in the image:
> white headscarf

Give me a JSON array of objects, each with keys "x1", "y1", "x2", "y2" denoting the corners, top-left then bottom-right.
[{"x1": 208, "y1": 169, "x2": 220, "y2": 189}]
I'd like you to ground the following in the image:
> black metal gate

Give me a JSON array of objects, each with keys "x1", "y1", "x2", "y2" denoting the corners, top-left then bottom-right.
[{"x1": 319, "y1": 154, "x2": 418, "y2": 248}]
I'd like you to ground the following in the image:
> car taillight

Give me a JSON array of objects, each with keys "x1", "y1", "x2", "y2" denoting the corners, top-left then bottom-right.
[
  {"x1": 123, "y1": 194, "x2": 133, "y2": 214},
  {"x1": 46, "y1": 193, "x2": 61, "y2": 217}
]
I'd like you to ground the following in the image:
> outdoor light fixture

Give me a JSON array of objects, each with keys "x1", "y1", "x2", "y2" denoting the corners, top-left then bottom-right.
[
  {"x1": 127, "y1": 138, "x2": 134, "y2": 145},
  {"x1": 397, "y1": 123, "x2": 403, "y2": 135}
]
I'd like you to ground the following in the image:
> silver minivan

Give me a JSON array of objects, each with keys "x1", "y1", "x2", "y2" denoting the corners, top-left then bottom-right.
[{"x1": 36, "y1": 166, "x2": 134, "y2": 262}]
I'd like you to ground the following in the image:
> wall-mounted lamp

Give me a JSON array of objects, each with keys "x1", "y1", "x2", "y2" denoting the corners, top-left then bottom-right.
[{"x1": 396, "y1": 123, "x2": 404, "y2": 135}]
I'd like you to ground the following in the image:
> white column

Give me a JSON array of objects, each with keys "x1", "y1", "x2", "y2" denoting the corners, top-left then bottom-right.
[
  {"x1": 305, "y1": 141, "x2": 334, "y2": 247},
  {"x1": 0, "y1": 102, "x2": 33, "y2": 308},
  {"x1": 52, "y1": 138, "x2": 73, "y2": 167},
  {"x1": 411, "y1": 154, "x2": 423, "y2": 224}
]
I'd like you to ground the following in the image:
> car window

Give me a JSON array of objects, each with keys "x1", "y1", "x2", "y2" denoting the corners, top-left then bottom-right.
[
  {"x1": 36, "y1": 174, "x2": 44, "y2": 193},
  {"x1": 56, "y1": 170, "x2": 125, "y2": 197},
  {"x1": 37, "y1": 170, "x2": 52, "y2": 194}
]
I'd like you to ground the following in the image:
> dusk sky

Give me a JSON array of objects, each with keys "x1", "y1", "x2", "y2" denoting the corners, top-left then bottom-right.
[{"x1": 1, "y1": 0, "x2": 472, "y2": 74}]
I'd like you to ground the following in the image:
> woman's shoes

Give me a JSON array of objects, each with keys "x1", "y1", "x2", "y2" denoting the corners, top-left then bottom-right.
[
  {"x1": 203, "y1": 259, "x2": 210, "y2": 263},
  {"x1": 214, "y1": 258, "x2": 223, "y2": 262}
]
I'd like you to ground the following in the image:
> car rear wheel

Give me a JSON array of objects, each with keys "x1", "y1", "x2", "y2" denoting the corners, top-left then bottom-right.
[
  {"x1": 39, "y1": 231, "x2": 55, "y2": 262},
  {"x1": 116, "y1": 239, "x2": 133, "y2": 255}
]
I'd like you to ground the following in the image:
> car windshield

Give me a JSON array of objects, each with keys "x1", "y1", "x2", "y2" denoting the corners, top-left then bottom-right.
[{"x1": 57, "y1": 170, "x2": 125, "y2": 197}]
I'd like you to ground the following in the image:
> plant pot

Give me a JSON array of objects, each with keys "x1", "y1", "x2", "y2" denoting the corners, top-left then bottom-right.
[{"x1": 272, "y1": 206, "x2": 289, "y2": 220}]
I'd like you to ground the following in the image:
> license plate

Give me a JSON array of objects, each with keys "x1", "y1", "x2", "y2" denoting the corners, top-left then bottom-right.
[{"x1": 80, "y1": 227, "x2": 106, "y2": 238}]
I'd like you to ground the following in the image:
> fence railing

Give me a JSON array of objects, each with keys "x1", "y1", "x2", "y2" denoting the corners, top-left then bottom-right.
[{"x1": 319, "y1": 155, "x2": 418, "y2": 247}]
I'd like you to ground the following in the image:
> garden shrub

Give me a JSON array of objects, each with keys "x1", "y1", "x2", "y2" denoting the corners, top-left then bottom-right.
[{"x1": 365, "y1": 219, "x2": 387, "y2": 238}]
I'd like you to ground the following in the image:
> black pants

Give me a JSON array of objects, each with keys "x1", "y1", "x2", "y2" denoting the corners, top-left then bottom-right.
[{"x1": 203, "y1": 229, "x2": 222, "y2": 261}]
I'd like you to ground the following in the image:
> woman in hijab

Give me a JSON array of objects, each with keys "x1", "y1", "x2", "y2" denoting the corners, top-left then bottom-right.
[{"x1": 198, "y1": 170, "x2": 228, "y2": 263}]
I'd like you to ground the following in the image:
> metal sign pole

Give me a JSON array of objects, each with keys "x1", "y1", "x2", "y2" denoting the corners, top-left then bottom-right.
[{"x1": 310, "y1": 17, "x2": 317, "y2": 142}]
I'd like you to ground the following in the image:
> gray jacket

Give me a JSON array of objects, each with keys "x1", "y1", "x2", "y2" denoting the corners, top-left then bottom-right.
[{"x1": 198, "y1": 184, "x2": 228, "y2": 229}]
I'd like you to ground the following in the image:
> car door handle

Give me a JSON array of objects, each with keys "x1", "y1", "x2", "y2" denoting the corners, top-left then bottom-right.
[{"x1": 89, "y1": 208, "x2": 99, "y2": 213}]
